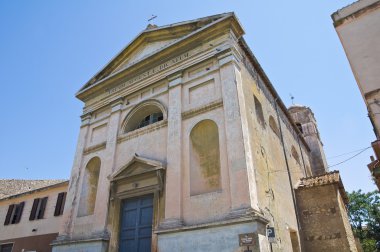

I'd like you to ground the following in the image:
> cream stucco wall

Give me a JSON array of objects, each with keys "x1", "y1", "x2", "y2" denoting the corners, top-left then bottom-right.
[
  {"x1": 333, "y1": 1, "x2": 380, "y2": 137},
  {"x1": 0, "y1": 183, "x2": 68, "y2": 241},
  {"x1": 237, "y1": 53, "x2": 312, "y2": 251},
  {"x1": 56, "y1": 13, "x2": 321, "y2": 252}
]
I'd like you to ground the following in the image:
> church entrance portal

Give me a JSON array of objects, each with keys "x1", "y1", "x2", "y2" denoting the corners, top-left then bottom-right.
[{"x1": 119, "y1": 194, "x2": 153, "y2": 252}]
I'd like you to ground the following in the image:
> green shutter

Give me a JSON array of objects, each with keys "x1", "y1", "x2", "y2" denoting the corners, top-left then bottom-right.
[
  {"x1": 30, "y1": 198, "x2": 39, "y2": 220},
  {"x1": 4, "y1": 204, "x2": 14, "y2": 225}
]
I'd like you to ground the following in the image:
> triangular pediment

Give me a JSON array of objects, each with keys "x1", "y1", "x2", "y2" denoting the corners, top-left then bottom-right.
[
  {"x1": 110, "y1": 154, "x2": 165, "y2": 182},
  {"x1": 78, "y1": 13, "x2": 238, "y2": 94},
  {"x1": 110, "y1": 37, "x2": 179, "y2": 75}
]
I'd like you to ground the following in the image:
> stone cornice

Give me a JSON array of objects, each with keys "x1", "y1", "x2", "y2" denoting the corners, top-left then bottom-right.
[
  {"x1": 51, "y1": 232, "x2": 110, "y2": 246},
  {"x1": 117, "y1": 120, "x2": 168, "y2": 144},
  {"x1": 76, "y1": 14, "x2": 244, "y2": 102},
  {"x1": 332, "y1": 0, "x2": 380, "y2": 27},
  {"x1": 80, "y1": 112, "x2": 92, "y2": 127},
  {"x1": 81, "y1": 44, "x2": 231, "y2": 115},
  {"x1": 168, "y1": 71, "x2": 183, "y2": 88},
  {"x1": 155, "y1": 208, "x2": 268, "y2": 234},
  {"x1": 182, "y1": 99, "x2": 223, "y2": 120},
  {"x1": 83, "y1": 141, "x2": 107, "y2": 155}
]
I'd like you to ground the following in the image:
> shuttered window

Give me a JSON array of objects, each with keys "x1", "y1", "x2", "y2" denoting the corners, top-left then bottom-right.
[
  {"x1": 4, "y1": 204, "x2": 14, "y2": 225},
  {"x1": 54, "y1": 192, "x2": 66, "y2": 216},
  {"x1": 29, "y1": 197, "x2": 48, "y2": 220},
  {"x1": 4, "y1": 202, "x2": 24, "y2": 225}
]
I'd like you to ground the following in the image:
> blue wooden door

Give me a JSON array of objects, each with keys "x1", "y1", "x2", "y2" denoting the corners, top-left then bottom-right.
[{"x1": 119, "y1": 194, "x2": 153, "y2": 252}]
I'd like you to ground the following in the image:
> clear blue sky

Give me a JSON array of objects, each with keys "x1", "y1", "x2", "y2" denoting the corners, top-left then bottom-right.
[{"x1": 0, "y1": 1, "x2": 377, "y2": 192}]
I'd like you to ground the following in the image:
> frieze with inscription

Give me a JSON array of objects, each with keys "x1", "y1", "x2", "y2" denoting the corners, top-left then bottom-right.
[{"x1": 107, "y1": 51, "x2": 193, "y2": 95}]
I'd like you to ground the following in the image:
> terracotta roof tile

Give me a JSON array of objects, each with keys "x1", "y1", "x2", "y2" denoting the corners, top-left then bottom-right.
[
  {"x1": 0, "y1": 179, "x2": 67, "y2": 200},
  {"x1": 296, "y1": 171, "x2": 349, "y2": 204}
]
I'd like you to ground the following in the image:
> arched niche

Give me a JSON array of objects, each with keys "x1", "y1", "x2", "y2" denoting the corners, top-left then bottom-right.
[
  {"x1": 77, "y1": 157, "x2": 101, "y2": 217},
  {"x1": 122, "y1": 99, "x2": 167, "y2": 133},
  {"x1": 190, "y1": 119, "x2": 221, "y2": 196}
]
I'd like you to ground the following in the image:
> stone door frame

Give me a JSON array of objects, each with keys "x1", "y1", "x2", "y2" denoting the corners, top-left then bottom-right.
[{"x1": 107, "y1": 155, "x2": 165, "y2": 252}]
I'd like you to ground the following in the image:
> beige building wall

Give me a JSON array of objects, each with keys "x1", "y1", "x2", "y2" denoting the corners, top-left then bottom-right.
[
  {"x1": 237, "y1": 46, "x2": 313, "y2": 251},
  {"x1": 332, "y1": 0, "x2": 380, "y2": 137},
  {"x1": 0, "y1": 182, "x2": 68, "y2": 252},
  {"x1": 332, "y1": 0, "x2": 380, "y2": 188}
]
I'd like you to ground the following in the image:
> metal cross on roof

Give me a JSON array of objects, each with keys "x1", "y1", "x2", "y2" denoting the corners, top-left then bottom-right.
[{"x1": 148, "y1": 14, "x2": 157, "y2": 22}]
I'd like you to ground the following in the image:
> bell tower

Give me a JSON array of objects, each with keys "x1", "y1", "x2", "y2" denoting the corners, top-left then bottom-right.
[{"x1": 288, "y1": 105, "x2": 328, "y2": 175}]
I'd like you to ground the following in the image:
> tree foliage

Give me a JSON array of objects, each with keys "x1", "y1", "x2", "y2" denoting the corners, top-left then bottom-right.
[{"x1": 347, "y1": 190, "x2": 380, "y2": 251}]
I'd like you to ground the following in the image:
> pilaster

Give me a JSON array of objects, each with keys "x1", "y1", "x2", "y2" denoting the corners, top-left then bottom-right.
[
  {"x1": 93, "y1": 97, "x2": 124, "y2": 231},
  {"x1": 58, "y1": 112, "x2": 91, "y2": 237},
  {"x1": 218, "y1": 51, "x2": 260, "y2": 213},
  {"x1": 161, "y1": 72, "x2": 183, "y2": 229}
]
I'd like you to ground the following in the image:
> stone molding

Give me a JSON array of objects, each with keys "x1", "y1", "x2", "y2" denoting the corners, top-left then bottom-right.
[
  {"x1": 332, "y1": 0, "x2": 380, "y2": 27},
  {"x1": 83, "y1": 141, "x2": 107, "y2": 155},
  {"x1": 80, "y1": 112, "x2": 92, "y2": 127},
  {"x1": 167, "y1": 71, "x2": 183, "y2": 88},
  {"x1": 182, "y1": 99, "x2": 223, "y2": 120},
  {"x1": 52, "y1": 229, "x2": 110, "y2": 245},
  {"x1": 158, "y1": 218, "x2": 184, "y2": 230},
  {"x1": 110, "y1": 97, "x2": 124, "y2": 113},
  {"x1": 117, "y1": 120, "x2": 168, "y2": 143},
  {"x1": 78, "y1": 41, "x2": 232, "y2": 117},
  {"x1": 155, "y1": 209, "x2": 268, "y2": 234}
]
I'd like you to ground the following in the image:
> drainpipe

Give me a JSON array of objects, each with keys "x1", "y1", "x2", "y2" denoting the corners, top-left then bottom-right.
[{"x1": 274, "y1": 98, "x2": 304, "y2": 252}]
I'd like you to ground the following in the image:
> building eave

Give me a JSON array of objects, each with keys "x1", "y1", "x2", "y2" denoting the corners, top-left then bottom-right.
[
  {"x1": 0, "y1": 180, "x2": 69, "y2": 202},
  {"x1": 296, "y1": 171, "x2": 349, "y2": 204},
  {"x1": 331, "y1": 0, "x2": 380, "y2": 27}
]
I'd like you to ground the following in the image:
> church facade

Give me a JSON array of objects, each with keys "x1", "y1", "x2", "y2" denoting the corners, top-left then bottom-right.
[{"x1": 51, "y1": 13, "x2": 332, "y2": 252}]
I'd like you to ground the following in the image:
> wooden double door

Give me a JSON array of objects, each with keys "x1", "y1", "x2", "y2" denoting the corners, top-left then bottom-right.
[{"x1": 119, "y1": 194, "x2": 153, "y2": 252}]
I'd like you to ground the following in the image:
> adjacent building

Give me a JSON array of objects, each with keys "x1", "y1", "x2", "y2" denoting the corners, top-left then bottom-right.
[
  {"x1": 0, "y1": 180, "x2": 68, "y2": 252},
  {"x1": 295, "y1": 171, "x2": 357, "y2": 252},
  {"x1": 332, "y1": 0, "x2": 380, "y2": 188}
]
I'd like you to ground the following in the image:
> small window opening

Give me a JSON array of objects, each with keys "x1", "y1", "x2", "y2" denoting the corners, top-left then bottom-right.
[
  {"x1": 254, "y1": 95, "x2": 265, "y2": 128},
  {"x1": 269, "y1": 116, "x2": 280, "y2": 137},
  {"x1": 291, "y1": 146, "x2": 301, "y2": 164},
  {"x1": 4, "y1": 202, "x2": 24, "y2": 225},
  {"x1": 296, "y1": 123, "x2": 303, "y2": 134},
  {"x1": 29, "y1": 197, "x2": 48, "y2": 220},
  {"x1": 123, "y1": 102, "x2": 165, "y2": 133},
  {"x1": 54, "y1": 192, "x2": 67, "y2": 216}
]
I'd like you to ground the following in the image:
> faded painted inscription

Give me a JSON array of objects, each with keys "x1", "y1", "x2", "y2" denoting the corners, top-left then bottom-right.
[
  {"x1": 305, "y1": 232, "x2": 341, "y2": 242},
  {"x1": 302, "y1": 205, "x2": 337, "y2": 217},
  {"x1": 107, "y1": 51, "x2": 190, "y2": 95}
]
